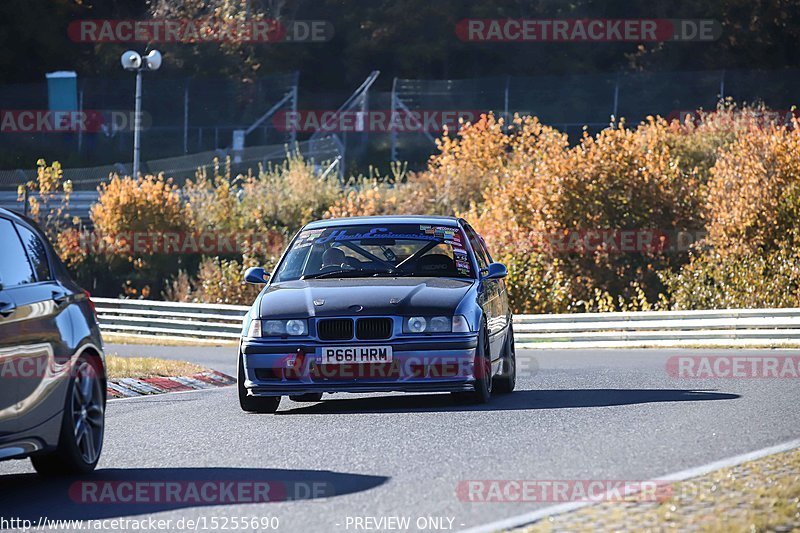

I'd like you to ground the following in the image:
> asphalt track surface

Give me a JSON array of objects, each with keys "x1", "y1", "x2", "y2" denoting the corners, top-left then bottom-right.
[{"x1": 1, "y1": 346, "x2": 798, "y2": 532}]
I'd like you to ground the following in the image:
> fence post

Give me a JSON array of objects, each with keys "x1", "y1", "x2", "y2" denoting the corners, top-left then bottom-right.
[
  {"x1": 612, "y1": 72, "x2": 621, "y2": 121},
  {"x1": 183, "y1": 81, "x2": 189, "y2": 154},
  {"x1": 289, "y1": 84, "x2": 298, "y2": 146},
  {"x1": 78, "y1": 89, "x2": 84, "y2": 154},
  {"x1": 390, "y1": 77, "x2": 398, "y2": 162},
  {"x1": 503, "y1": 75, "x2": 510, "y2": 129}
]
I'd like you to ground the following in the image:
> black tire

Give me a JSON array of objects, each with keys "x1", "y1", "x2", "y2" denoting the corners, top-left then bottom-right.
[
  {"x1": 289, "y1": 393, "x2": 323, "y2": 402},
  {"x1": 31, "y1": 353, "x2": 105, "y2": 476},
  {"x1": 238, "y1": 353, "x2": 281, "y2": 413},
  {"x1": 453, "y1": 322, "x2": 492, "y2": 404},
  {"x1": 493, "y1": 324, "x2": 516, "y2": 394}
]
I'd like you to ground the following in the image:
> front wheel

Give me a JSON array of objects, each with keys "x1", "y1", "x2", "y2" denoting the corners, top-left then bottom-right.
[
  {"x1": 493, "y1": 324, "x2": 516, "y2": 394},
  {"x1": 453, "y1": 323, "x2": 492, "y2": 404},
  {"x1": 31, "y1": 354, "x2": 105, "y2": 476},
  {"x1": 238, "y1": 354, "x2": 281, "y2": 413}
]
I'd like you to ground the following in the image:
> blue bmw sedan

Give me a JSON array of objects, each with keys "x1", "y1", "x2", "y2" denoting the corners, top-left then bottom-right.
[{"x1": 237, "y1": 215, "x2": 515, "y2": 413}]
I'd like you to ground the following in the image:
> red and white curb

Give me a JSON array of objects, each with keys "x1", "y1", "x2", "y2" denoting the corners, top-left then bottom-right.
[{"x1": 106, "y1": 371, "x2": 235, "y2": 398}]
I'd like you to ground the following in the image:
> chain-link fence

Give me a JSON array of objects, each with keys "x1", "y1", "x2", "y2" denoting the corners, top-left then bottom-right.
[
  {"x1": 390, "y1": 68, "x2": 800, "y2": 167},
  {"x1": 3, "y1": 68, "x2": 798, "y2": 179},
  {"x1": 0, "y1": 72, "x2": 299, "y2": 170}
]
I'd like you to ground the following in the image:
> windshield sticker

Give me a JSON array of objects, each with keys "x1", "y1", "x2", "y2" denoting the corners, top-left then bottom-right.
[
  {"x1": 296, "y1": 229, "x2": 325, "y2": 243},
  {"x1": 314, "y1": 227, "x2": 440, "y2": 244},
  {"x1": 456, "y1": 260, "x2": 471, "y2": 275}
]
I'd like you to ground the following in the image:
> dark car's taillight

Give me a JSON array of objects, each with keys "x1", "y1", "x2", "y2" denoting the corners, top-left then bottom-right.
[{"x1": 83, "y1": 289, "x2": 97, "y2": 319}]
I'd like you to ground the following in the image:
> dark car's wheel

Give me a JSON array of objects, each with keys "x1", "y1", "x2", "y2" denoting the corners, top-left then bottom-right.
[
  {"x1": 493, "y1": 324, "x2": 516, "y2": 394},
  {"x1": 31, "y1": 354, "x2": 105, "y2": 476},
  {"x1": 453, "y1": 322, "x2": 492, "y2": 404},
  {"x1": 238, "y1": 354, "x2": 281, "y2": 413}
]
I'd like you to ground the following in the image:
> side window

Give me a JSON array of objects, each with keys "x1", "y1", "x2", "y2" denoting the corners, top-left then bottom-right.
[
  {"x1": 16, "y1": 224, "x2": 51, "y2": 282},
  {"x1": 0, "y1": 217, "x2": 36, "y2": 287},
  {"x1": 464, "y1": 225, "x2": 489, "y2": 271}
]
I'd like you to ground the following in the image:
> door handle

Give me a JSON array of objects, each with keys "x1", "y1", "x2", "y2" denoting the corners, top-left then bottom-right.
[{"x1": 0, "y1": 301, "x2": 15, "y2": 317}]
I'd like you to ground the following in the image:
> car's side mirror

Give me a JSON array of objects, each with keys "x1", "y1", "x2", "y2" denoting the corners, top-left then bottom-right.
[
  {"x1": 482, "y1": 262, "x2": 508, "y2": 280},
  {"x1": 244, "y1": 266, "x2": 269, "y2": 284}
]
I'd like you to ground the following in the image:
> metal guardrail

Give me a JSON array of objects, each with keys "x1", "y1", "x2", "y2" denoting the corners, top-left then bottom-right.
[
  {"x1": 94, "y1": 297, "x2": 248, "y2": 342},
  {"x1": 95, "y1": 298, "x2": 800, "y2": 348},
  {"x1": 0, "y1": 191, "x2": 99, "y2": 223}
]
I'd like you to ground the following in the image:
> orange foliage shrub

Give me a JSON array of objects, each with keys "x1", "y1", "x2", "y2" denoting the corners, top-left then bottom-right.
[
  {"x1": 664, "y1": 116, "x2": 800, "y2": 309},
  {"x1": 704, "y1": 119, "x2": 800, "y2": 255},
  {"x1": 91, "y1": 174, "x2": 191, "y2": 245},
  {"x1": 90, "y1": 174, "x2": 191, "y2": 298},
  {"x1": 464, "y1": 116, "x2": 704, "y2": 311}
]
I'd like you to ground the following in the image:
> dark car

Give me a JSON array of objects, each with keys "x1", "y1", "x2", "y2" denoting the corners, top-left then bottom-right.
[
  {"x1": 0, "y1": 207, "x2": 106, "y2": 475},
  {"x1": 238, "y1": 215, "x2": 515, "y2": 413}
]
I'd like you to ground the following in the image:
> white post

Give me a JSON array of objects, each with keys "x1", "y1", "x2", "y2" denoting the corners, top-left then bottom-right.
[{"x1": 133, "y1": 69, "x2": 142, "y2": 178}]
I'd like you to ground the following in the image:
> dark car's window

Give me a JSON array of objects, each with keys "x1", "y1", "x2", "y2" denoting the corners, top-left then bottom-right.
[
  {"x1": 16, "y1": 224, "x2": 51, "y2": 282},
  {"x1": 464, "y1": 225, "x2": 490, "y2": 271},
  {"x1": 274, "y1": 223, "x2": 474, "y2": 282},
  {"x1": 0, "y1": 217, "x2": 36, "y2": 287}
]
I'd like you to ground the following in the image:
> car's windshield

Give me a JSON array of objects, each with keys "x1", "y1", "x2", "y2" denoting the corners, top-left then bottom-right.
[{"x1": 273, "y1": 223, "x2": 473, "y2": 282}]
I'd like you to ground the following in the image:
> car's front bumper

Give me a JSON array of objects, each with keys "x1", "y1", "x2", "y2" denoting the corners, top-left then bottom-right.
[{"x1": 241, "y1": 335, "x2": 479, "y2": 396}]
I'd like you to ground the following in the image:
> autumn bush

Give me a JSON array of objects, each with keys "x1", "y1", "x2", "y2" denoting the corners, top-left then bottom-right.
[
  {"x1": 88, "y1": 173, "x2": 192, "y2": 297},
  {"x1": 457, "y1": 114, "x2": 706, "y2": 312},
  {"x1": 163, "y1": 256, "x2": 263, "y2": 305},
  {"x1": 186, "y1": 152, "x2": 340, "y2": 236},
  {"x1": 662, "y1": 114, "x2": 800, "y2": 308}
]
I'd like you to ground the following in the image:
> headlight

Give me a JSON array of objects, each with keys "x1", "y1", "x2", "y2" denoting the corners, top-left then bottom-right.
[
  {"x1": 256, "y1": 319, "x2": 309, "y2": 337},
  {"x1": 286, "y1": 319, "x2": 307, "y2": 336},
  {"x1": 403, "y1": 316, "x2": 463, "y2": 334},
  {"x1": 406, "y1": 316, "x2": 428, "y2": 333}
]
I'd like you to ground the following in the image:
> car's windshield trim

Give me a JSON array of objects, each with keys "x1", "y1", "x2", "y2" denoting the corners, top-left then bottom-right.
[{"x1": 272, "y1": 222, "x2": 476, "y2": 283}]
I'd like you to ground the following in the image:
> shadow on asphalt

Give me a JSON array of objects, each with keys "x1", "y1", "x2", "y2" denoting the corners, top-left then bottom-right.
[
  {"x1": 277, "y1": 388, "x2": 741, "y2": 415},
  {"x1": 0, "y1": 467, "x2": 388, "y2": 521}
]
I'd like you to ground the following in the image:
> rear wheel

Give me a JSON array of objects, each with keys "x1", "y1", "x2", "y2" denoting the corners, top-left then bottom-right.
[
  {"x1": 31, "y1": 354, "x2": 105, "y2": 476},
  {"x1": 238, "y1": 354, "x2": 281, "y2": 413},
  {"x1": 493, "y1": 324, "x2": 516, "y2": 394}
]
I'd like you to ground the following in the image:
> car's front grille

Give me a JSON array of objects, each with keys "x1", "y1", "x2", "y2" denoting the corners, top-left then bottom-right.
[
  {"x1": 317, "y1": 318, "x2": 354, "y2": 340},
  {"x1": 356, "y1": 318, "x2": 393, "y2": 340}
]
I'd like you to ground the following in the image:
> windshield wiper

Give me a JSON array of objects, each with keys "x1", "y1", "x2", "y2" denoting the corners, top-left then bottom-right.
[{"x1": 301, "y1": 269, "x2": 395, "y2": 280}]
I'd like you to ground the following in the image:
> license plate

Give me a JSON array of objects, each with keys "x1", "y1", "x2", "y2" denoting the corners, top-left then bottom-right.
[{"x1": 319, "y1": 346, "x2": 393, "y2": 364}]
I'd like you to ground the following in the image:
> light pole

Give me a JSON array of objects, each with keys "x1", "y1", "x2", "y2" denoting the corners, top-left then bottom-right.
[{"x1": 120, "y1": 50, "x2": 162, "y2": 178}]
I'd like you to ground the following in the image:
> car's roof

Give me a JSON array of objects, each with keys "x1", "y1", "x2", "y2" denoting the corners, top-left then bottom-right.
[{"x1": 303, "y1": 215, "x2": 461, "y2": 229}]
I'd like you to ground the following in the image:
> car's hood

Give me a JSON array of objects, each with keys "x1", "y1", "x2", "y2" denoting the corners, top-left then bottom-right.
[{"x1": 258, "y1": 277, "x2": 474, "y2": 318}]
